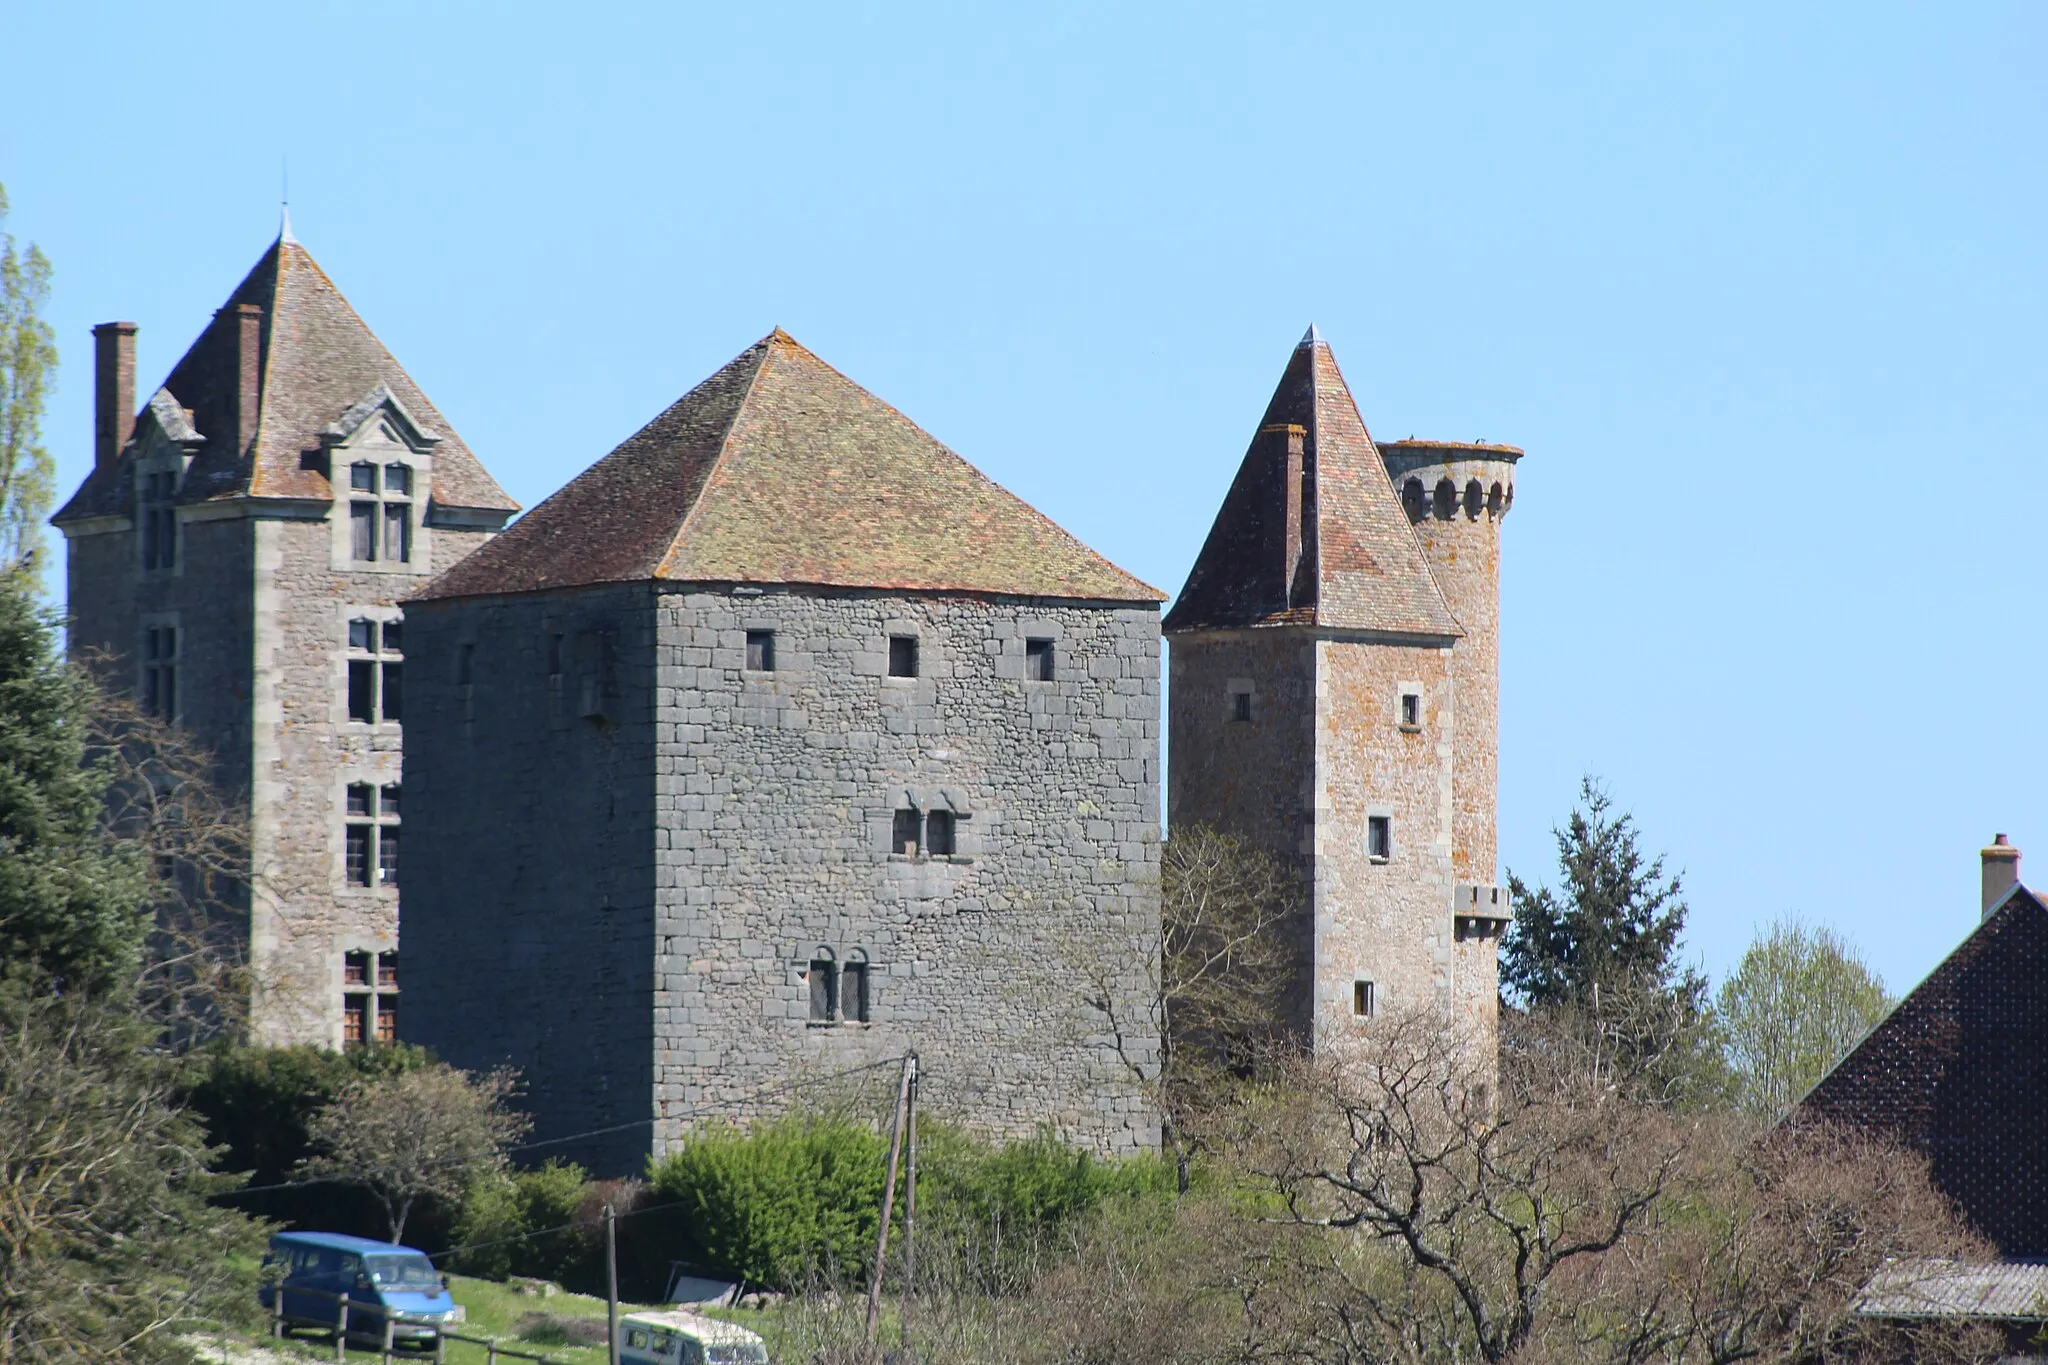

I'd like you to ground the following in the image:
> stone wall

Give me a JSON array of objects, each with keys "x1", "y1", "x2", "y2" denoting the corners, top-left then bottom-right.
[
  {"x1": 1166, "y1": 630, "x2": 1318, "y2": 1032},
  {"x1": 403, "y1": 582, "x2": 1162, "y2": 1173},
  {"x1": 402, "y1": 582, "x2": 660, "y2": 1176}
]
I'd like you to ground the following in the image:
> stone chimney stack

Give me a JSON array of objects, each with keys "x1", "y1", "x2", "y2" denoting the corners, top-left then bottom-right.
[
  {"x1": 1982, "y1": 833, "x2": 2021, "y2": 918},
  {"x1": 231, "y1": 302, "x2": 263, "y2": 456},
  {"x1": 92, "y1": 321, "x2": 137, "y2": 475}
]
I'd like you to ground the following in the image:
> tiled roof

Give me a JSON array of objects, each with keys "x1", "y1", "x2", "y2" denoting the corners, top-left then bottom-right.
[
  {"x1": 1797, "y1": 886, "x2": 2048, "y2": 1258},
  {"x1": 1162, "y1": 328, "x2": 1461, "y2": 637},
  {"x1": 1856, "y1": 1258, "x2": 2048, "y2": 1321},
  {"x1": 53, "y1": 234, "x2": 514, "y2": 523},
  {"x1": 415, "y1": 330, "x2": 1162, "y2": 603}
]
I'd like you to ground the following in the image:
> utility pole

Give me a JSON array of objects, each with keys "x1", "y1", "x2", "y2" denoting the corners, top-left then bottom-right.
[
  {"x1": 605, "y1": 1203, "x2": 621, "y2": 1365},
  {"x1": 901, "y1": 1054, "x2": 919, "y2": 1353},
  {"x1": 865, "y1": 1054, "x2": 915, "y2": 1345}
]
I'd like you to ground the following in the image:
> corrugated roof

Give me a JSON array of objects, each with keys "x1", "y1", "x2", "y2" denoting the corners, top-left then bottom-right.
[
  {"x1": 416, "y1": 330, "x2": 1162, "y2": 603},
  {"x1": 1857, "y1": 1259, "x2": 2048, "y2": 1321},
  {"x1": 54, "y1": 233, "x2": 515, "y2": 523},
  {"x1": 1162, "y1": 328, "x2": 1462, "y2": 637}
]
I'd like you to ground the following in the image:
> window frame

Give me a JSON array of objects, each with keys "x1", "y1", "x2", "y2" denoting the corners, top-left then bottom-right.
[
  {"x1": 745, "y1": 630, "x2": 776, "y2": 673},
  {"x1": 341, "y1": 780, "x2": 402, "y2": 890},
  {"x1": 887, "y1": 634, "x2": 919, "y2": 679},
  {"x1": 1367, "y1": 814, "x2": 1392, "y2": 863},
  {"x1": 344, "y1": 613, "x2": 404, "y2": 726},
  {"x1": 140, "y1": 617, "x2": 180, "y2": 721},
  {"x1": 1353, "y1": 979, "x2": 1376, "y2": 1018},
  {"x1": 1024, "y1": 637, "x2": 1055, "y2": 682}
]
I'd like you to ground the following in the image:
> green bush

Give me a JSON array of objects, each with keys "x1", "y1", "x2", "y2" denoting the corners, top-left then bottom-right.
[
  {"x1": 648, "y1": 1117, "x2": 889, "y2": 1288},
  {"x1": 181, "y1": 1041, "x2": 436, "y2": 1237},
  {"x1": 450, "y1": 1159, "x2": 592, "y2": 1281},
  {"x1": 646, "y1": 1117, "x2": 1179, "y2": 1292}
]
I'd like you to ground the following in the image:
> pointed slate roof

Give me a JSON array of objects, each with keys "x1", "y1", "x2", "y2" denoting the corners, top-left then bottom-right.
[
  {"x1": 1797, "y1": 886, "x2": 2048, "y2": 1257},
  {"x1": 54, "y1": 233, "x2": 515, "y2": 523},
  {"x1": 416, "y1": 331, "x2": 1162, "y2": 603},
  {"x1": 1162, "y1": 328, "x2": 1460, "y2": 637}
]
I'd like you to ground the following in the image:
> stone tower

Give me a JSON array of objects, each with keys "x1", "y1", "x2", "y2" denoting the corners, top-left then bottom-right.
[
  {"x1": 52, "y1": 225, "x2": 518, "y2": 1047},
  {"x1": 401, "y1": 330, "x2": 1164, "y2": 1172},
  {"x1": 1163, "y1": 327, "x2": 1518, "y2": 1046}
]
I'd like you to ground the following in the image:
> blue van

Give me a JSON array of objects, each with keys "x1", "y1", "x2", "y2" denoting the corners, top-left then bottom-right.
[{"x1": 260, "y1": 1231, "x2": 460, "y2": 1346}]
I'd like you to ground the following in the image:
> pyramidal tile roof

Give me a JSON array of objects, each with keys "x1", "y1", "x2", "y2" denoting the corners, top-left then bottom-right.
[
  {"x1": 1162, "y1": 328, "x2": 1460, "y2": 637},
  {"x1": 417, "y1": 330, "x2": 1162, "y2": 604},
  {"x1": 54, "y1": 233, "x2": 514, "y2": 522},
  {"x1": 1797, "y1": 885, "x2": 2048, "y2": 1257}
]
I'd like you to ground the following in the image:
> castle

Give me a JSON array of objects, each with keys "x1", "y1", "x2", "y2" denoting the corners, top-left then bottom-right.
[{"x1": 58, "y1": 230, "x2": 1518, "y2": 1166}]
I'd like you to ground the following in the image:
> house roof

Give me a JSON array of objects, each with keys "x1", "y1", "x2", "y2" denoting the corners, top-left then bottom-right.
[
  {"x1": 1855, "y1": 1258, "x2": 2048, "y2": 1321},
  {"x1": 53, "y1": 233, "x2": 515, "y2": 524},
  {"x1": 1796, "y1": 885, "x2": 2048, "y2": 1258},
  {"x1": 1162, "y1": 327, "x2": 1462, "y2": 637},
  {"x1": 415, "y1": 329, "x2": 1162, "y2": 604}
]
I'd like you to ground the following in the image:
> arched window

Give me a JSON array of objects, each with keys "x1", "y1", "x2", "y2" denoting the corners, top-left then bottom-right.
[
  {"x1": 1402, "y1": 477, "x2": 1427, "y2": 522},
  {"x1": 1433, "y1": 477, "x2": 1457, "y2": 520},
  {"x1": 926, "y1": 809, "x2": 956, "y2": 856},
  {"x1": 1487, "y1": 482, "x2": 1505, "y2": 517},
  {"x1": 843, "y1": 949, "x2": 872, "y2": 1024},
  {"x1": 1463, "y1": 479, "x2": 1484, "y2": 520},
  {"x1": 808, "y1": 950, "x2": 838, "y2": 1022}
]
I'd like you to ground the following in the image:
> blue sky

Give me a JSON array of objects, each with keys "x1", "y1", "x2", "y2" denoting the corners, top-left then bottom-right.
[{"x1": 7, "y1": 1, "x2": 2043, "y2": 996}]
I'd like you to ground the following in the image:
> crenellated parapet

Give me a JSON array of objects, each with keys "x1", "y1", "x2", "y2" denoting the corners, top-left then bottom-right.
[{"x1": 1380, "y1": 439, "x2": 1521, "y2": 525}]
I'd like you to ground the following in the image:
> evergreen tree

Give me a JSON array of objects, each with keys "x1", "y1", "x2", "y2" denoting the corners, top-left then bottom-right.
[
  {"x1": 1504, "y1": 779, "x2": 1717, "y2": 1100},
  {"x1": 0, "y1": 569, "x2": 149, "y2": 992}
]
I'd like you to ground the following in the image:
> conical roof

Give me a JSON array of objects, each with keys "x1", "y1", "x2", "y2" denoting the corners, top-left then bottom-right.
[
  {"x1": 417, "y1": 330, "x2": 1162, "y2": 603},
  {"x1": 1162, "y1": 328, "x2": 1460, "y2": 637},
  {"x1": 54, "y1": 234, "x2": 515, "y2": 523}
]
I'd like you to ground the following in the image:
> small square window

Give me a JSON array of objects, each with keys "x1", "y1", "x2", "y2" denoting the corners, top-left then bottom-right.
[
  {"x1": 1353, "y1": 980, "x2": 1375, "y2": 1018},
  {"x1": 1025, "y1": 638, "x2": 1054, "y2": 682},
  {"x1": 892, "y1": 808, "x2": 921, "y2": 856},
  {"x1": 380, "y1": 621, "x2": 403, "y2": 654},
  {"x1": 350, "y1": 462, "x2": 377, "y2": 494},
  {"x1": 349, "y1": 618, "x2": 375, "y2": 652},
  {"x1": 888, "y1": 635, "x2": 919, "y2": 678},
  {"x1": 376, "y1": 951, "x2": 398, "y2": 988},
  {"x1": 1367, "y1": 815, "x2": 1392, "y2": 862},
  {"x1": 383, "y1": 463, "x2": 412, "y2": 498},
  {"x1": 347, "y1": 784, "x2": 373, "y2": 817},
  {"x1": 343, "y1": 951, "x2": 370, "y2": 987},
  {"x1": 746, "y1": 630, "x2": 775, "y2": 672},
  {"x1": 374, "y1": 997, "x2": 397, "y2": 1043},
  {"x1": 1400, "y1": 692, "x2": 1422, "y2": 730},
  {"x1": 1231, "y1": 690, "x2": 1252, "y2": 723},
  {"x1": 380, "y1": 784, "x2": 400, "y2": 818},
  {"x1": 925, "y1": 809, "x2": 956, "y2": 856}
]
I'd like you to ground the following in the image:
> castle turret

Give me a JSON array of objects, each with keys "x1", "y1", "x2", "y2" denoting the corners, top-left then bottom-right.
[
  {"x1": 1379, "y1": 440, "x2": 1520, "y2": 886},
  {"x1": 1166, "y1": 328, "x2": 1519, "y2": 1049}
]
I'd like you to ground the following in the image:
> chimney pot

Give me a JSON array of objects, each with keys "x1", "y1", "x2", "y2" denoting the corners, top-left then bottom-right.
[
  {"x1": 1981, "y1": 833, "x2": 2022, "y2": 919},
  {"x1": 92, "y1": 321, "x2": 138, "y2": 476}
]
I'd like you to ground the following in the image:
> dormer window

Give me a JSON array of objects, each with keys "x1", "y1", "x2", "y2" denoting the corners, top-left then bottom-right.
[{"x1": 348, "y1": 461, "x2": 414, "y2": 564}]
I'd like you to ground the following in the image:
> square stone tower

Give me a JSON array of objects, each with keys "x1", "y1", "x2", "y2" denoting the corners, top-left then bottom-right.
[
  {"x1": 52, "y1": 226, "x2": 518, "y2": 1046},
  {"x1": 1164, "y1": 327, "x2": 1519, "y2": 1047},
  {"x1": 402, "y1": 330, "x2": 1165, "y2": 1172}
]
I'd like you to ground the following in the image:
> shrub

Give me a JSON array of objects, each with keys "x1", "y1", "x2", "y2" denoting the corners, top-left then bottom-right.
[
  {"x1": 181, "y1": 1040, "x2": 435, "y2": 1236},
  {"x1": 450, "y1": 1160, "x2": 591, "y2": 1281},
  {"x1": 649, "y1": 1117, "x2": 890, "y2": 1289}
]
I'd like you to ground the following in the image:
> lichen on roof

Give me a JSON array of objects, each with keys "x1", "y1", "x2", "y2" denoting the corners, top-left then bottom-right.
[{"x1": 416, "y1": 330, "x2": 1162, "y2": 604}]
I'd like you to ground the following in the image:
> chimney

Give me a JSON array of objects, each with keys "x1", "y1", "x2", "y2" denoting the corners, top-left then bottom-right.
[
  {"x1": 1265, "y1": 423, "x2": 1308, "y2": 605},
  {"x1": 232, "y1": 302, "x2": 263, "y2": 456},
  {"x1": 1981, "y1": 833, "x2": 2021, "y2": 918},
  {"x1": 92, "y1": 321, "x2": 138, "y2": 475}
]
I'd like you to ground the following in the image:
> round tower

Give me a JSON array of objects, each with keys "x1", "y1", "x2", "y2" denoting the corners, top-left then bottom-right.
[{"x1": 1379, "y1": 440, "x2": 1521, "y2": 886}]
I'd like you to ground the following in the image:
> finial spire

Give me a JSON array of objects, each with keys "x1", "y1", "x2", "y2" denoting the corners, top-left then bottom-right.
[
  {"x1": 279, "y1": 203, "x2": 297, "y2": 245},
  {"x1": 1299, "y1": 323, "x2": 1325, "y2": 348},
  {"x1": 279, "y1": 156, "x2": 296, "y2": 245}
]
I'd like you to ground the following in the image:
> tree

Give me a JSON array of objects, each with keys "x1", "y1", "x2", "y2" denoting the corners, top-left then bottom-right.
[
  {"x1": 0, "y1": 185, "x2": 57, "y2": 575},
  {"x1": 1718, "y1": 919, "x2": 1892, "y2": 1118},
  {"x1": 1504, "y1": 778, "x2": 1718, "y2": 1100},
  {"x1": 297, "y1": 1062, "x2": 531, "y2": 1243},
  {"x1": 0, "y1": 570, "x2": 150, "y2": 993},
  {"x1": 0, "y1": 980, "x2": 268, "y2": 1363}
]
